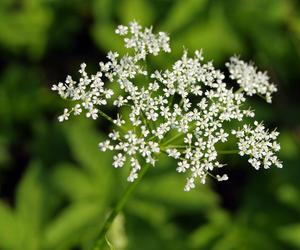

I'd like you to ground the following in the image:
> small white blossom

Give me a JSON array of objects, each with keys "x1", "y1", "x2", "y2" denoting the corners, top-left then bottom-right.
[
  {"x1": 58, "y1": 108, "x2": 70, "y2": 122},
  {"x1": 113, "y1": 153, "x2": 126, "y2": 168},
  {"x1": 115, "y1": 25, "x2": 128, "y2": 35},
  {"x1": 184, "y1": 177, "x2": 195, "y2": 192},
  {"x1": 114, "y1": 114, "x2": 125, "y2": 126},
  {"x1": 86, "y1": 108, "x2": 98, "y2": 120},
  {"x1": 216, "y1": 174, "x2": 229, "y2": 181},
  {"x1": 74, "y1": 104, "x2": 82, "y2": 115},
  {"x1": 166, "y1": 148, "x2": 181, "y2": 159}
]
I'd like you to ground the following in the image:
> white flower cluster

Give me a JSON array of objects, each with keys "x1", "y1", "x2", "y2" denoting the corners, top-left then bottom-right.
[
  {"x1": 232, "y1": 121, "x2": 282, "y2": 170},
  {"x1": 53, "y1": 21, "x2": 282, "y2": 191},
  {"x1": 52, "y1": 63, "x2": 114, "y2": 121},
  {"x1": 226, "y1": 56, "x2": 277, "y2": 103}
]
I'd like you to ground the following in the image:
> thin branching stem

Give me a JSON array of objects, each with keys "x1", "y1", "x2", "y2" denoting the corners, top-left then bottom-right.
[{"x1": 98, "y1": 110, "x2": 127, "y2": 133}]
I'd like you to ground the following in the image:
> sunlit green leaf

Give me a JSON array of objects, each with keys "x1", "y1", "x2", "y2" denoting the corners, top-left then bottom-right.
[
  {"x1": 0, "y1": 201, "x2": 18, "y2": 249},
  {"x1": 278, "y1": 223, "x2": 300, "y2": 248}
]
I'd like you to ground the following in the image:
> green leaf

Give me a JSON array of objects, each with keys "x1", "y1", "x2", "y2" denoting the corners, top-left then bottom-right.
[
  {"x1": 0, "y1": 0, "x2": 52, "y2": 58},
  {"x1": 43, "y1": 201, "x2": 103, "y2": 250},
  {"x1": 277, "y1": 184, "x2": 300, "y2": 212},
  {"x1": 137, "y1": 172, "x2": 219, "y2": 212},
  {"x1": 278, "y1": 223, "x2": 300, "y2": 248},
  {"x1": 172, "y1": 4, "x2": 243, "y2": 62},
  {"x1": 117, "y1": 0, "x2": 155, "y2": 26},
  {"x1": 160, "y1": 0, "x2": 208, "y2": 32},
  {"x1": 0, "y1": 201, "x2": 18, "y2": 249},
  {"x1": 127, "y1": 199, "x2": 169, "y2": 226},
  {"x1": 212, "y1": 224, "x2": 281, "y2": 250},
  {"x1": 279, "y1": 131, "x2": 299, "y2": 159},
  {"x1": 63, "y1": 119, "x2": 114, "y2": 202},
  {"x1": 15, "y1": 161, "x2": 46, "y2": 250},
  {"x1": 64, "y1": 119, "x2": 111, "y2": 172},
  {"x1": 189, "y1": 210, "x2": 229, "y2": 248},
  {"x1": 92, "y1": 21, "x2": 125, "y2": 53},
  {"x1": 51, "y1": 163, "x2": 95, "y2": 201}
]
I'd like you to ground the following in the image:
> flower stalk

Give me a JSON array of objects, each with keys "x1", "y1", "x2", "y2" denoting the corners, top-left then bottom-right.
[{"x1": 93, "y1": 164, "x2": 150, "y2": 250}]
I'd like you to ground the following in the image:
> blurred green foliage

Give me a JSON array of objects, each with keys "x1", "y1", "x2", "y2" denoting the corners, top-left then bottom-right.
[{"x1": 0, "y1": 0, "x2": 300, "y2": 249}]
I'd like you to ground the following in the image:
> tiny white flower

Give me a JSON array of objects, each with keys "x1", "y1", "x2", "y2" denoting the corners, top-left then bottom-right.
[
  {"x1": 166, "y1": 148, "x2": 181, "y2": 159},
  {"x1": 86, "y1": 108, "x2": 98, "y2": 119},
  {"x1": 113, "y1": 153, "x2": 126, "y2": 168},
  {"x1": 115, "y1": 25, "x2": 128, "y2": 35},
  {"x1": 58, "y1": 108, "x2": 69, "y2": 122},
  {"x1": 216, "y1": 174, "x2": 229, "y2": 181}
]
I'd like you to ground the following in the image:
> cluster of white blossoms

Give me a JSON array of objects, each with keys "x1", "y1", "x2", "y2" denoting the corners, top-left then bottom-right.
[
  {"x1": 52, "y1": 21, "x2": 282, "y2": 191},
  {"x1": 232, "y1": 121, "x2": 282, "y2": 170},
  {"x1": 226, "y1": 56, "x2": 278, "y2": 103}
]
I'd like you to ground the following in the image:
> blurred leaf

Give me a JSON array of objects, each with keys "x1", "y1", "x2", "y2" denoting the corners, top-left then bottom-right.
[
  {"x1": 117, "y1": 0, "x2": 155, "y2": 25},
  {"x1": 107, "y1": 213, "x2": 128, "y2": 250},
  {"x1": 189, "y1": 209, "x2": 230, "y2": 249},
  {"x1": 0, "y1": 135, "x2": 10, "y2": 167},
  {"x1": 190, "y1": 224, "x2": 224, "y2": 249},
  {"x1": 51, "y1": 163, "x2": 95, "y2": 201},
  {"x1": 44, "y1": 201, "x2": 102, "y2": 250},
  {"x1": 64, "y1": 118, "x2": 111, "y2": 172},
  {"x1": 93, "y1": 0, "x2": 115, "y2": 21},
  {"x1": 137, "y1": 172, "x2": 219, "y2": 212},
  {"x1": 212, "y1": 225, "x2": 280, "y2": 250},
  {"x1": 0, "y1": 64, "x2": 46, "y2": 123},
  {"x1": 277, "y1": 184, "x2": 300, "y2": 212},
  {"x1": 279, "y1": 131, "x2": 299, "y2": 159},
  {"x1": 277, "y1": 223, "x2": 300, "y2": 248},
  {"x1": 0, "y1": 201, "x2": 18, "y2": 249},
  {"x1": 63, "y1": 118, "x2": 114, "y2": 204},
  {"x1": 15, "y1": 161, "x2": 46, "y2": 250},
  {"x1": 127, "y1": 199, "x2": 169, "y2": 226},
  {"x1": 172, "y1": 4, "x2": 243, "y2": 62},
  {"x1": 160, "y1": 0, "x2": 208, "y2": 32},
  {"x1": 93, "y1": 21, "x2": 125, "y2": 53},
  {"x1": 0, "y1": 0, "x2": 52, "y2": 58}
]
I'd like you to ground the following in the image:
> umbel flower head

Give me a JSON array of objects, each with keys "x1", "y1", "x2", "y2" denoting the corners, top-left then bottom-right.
[{"x1": 52, "y1": 21, "x2": 282, "y2": 191}]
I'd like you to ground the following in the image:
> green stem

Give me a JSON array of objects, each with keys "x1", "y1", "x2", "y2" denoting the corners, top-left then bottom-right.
[
  {"x1": 162, "y1": 132, "x2": 185, "y2": 146},
  {"x1": 218, "y1": 149, "x2": 239, "y2": 154},
  {"x1": 235, "y1": 87, "x2": 244, "y2": 94},
  {"x1": 163, "y1": 145, "x2": 188, "y2": 149},
  {"x1": 98, "y1": 110, "x2": 127, "y2": 133},
  {"x1": 92, "y1": 164, "x2": 151, "y2": 250},
  {"x1": 98, "y1": 110, "x2": 114, "y2": 123}
]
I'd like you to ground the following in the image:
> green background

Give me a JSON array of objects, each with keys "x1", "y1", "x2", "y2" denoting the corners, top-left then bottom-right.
[{"x1": 0, "y1": 0, "x2": 300, "y2": 249}]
